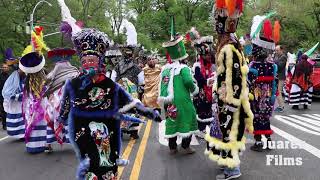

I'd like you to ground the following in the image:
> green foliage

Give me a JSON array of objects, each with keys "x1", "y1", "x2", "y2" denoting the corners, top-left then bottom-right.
[{"x1": 0, "y1": 0, "x2": 319, "y2": 64}]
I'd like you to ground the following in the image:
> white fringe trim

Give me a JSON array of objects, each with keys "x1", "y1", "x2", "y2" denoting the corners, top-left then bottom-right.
[
  {"x1": 164, "y1": 130, "x2": 199, "y2": 138},
  {"x1": 118, "y1": 99, "x2": 141, "y2": 113},
  {"x1": 192, "y1": 62, "x2": 200, "y2": 73},
  {"x1": 196, "y1": 115, "x2": 214, "y2": 122}
]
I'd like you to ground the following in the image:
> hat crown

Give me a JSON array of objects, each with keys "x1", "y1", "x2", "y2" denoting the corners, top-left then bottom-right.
[{"x1": 72, "y1": 28, "x2": 110, "y2": 58}]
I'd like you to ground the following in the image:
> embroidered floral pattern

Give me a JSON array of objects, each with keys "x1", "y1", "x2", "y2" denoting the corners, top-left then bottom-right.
[
  {"x1": 217, "y1": 82, "x2": 227, "y2": 102},
  {"x1": 89, "y1": 122, "x2": 114, "y2": 167},
  {"x1": 87, "y1": 87, "x2": 107, "y2": 108},
  {"x1": 166, "y1": 104, "x2": 177, "y2": 119},
  {"x1": 102, "y1": 171, "x2": 118, "y2": 180}
]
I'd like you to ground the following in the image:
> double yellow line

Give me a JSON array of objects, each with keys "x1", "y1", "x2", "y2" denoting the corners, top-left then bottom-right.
[{"x1": 118, "y1": 120, "x2": 153, "y2": 180}]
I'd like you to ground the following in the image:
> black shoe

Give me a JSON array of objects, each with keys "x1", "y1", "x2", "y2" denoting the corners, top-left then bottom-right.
[
  {"x1": 250, "y1": 143, "x2": 263, "y2": 152},
  {"x1": 266, "y1": 138, "x2": 272, "y2": 150},
  {"x1": 130, "y1": 131, "x2": 139, "y2": 139},
  {"x1": 292, "y1": 105, "x2": 299, "y2": 110},
  {"x1": 304, "y1": 105, "x2": 308, "y2": 109}
]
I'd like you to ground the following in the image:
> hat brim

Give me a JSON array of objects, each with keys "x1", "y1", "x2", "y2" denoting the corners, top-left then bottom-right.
[
  {"x1": 19, "y1": 56, "x2": 45, "y2": 74},
  {"x1": 6, "y1": 59, "x2": 19, "y2": 66}
]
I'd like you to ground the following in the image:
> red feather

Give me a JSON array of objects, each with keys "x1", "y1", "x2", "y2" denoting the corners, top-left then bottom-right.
[
  {"x1": 236, "y1": 0, "x2": 244, "y2": 13},
  {"x1": 166, "y1": 51, "x2": 172, "y2": 64},
  {"x1": 185, "y1": 33, "x2": 191, "y2": 42},
  {"x1": 216, "y1": 0, "x2": 226, "y2": 8},
  {"x1": 273, "y1": 20, "x2": 281, "y2": 44},
  {"x1": 263, "y1": 20, "x2": 273, "y2": 40},
  {"x1": 226, "y1": 0, "x2": 236, "y2": 16}
]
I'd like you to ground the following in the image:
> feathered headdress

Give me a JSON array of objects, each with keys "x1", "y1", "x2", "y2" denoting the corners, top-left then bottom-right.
[
  {"x1": 22, "y1": 26, "x2": 49, "y2": 56},
  {"x1": 57, "y1": 0, "x2": 82, "y2": 39},
  {"x1": 250, "y1": 12, "x2": 280, "y2": 50},
  {"x1": 214, "y1": 0, "x2": 244, "y2": 34}
]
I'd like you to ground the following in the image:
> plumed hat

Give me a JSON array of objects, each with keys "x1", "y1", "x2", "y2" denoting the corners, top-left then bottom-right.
[
  {"x1": 4, "y1": 48, "x2": 19, "y2": 65},
  {"x1": 213, "y1": 0, "x2": 244, "y2": 34}
]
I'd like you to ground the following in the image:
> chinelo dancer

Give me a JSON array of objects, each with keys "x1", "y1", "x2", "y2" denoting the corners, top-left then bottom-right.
[
  {"x1": 204, "y1": 1, "x2": 254, "y2": 179},
  {"x1": 187, "y1": 28, "x2": 216, "y2": 138},
  {"x1": 20, "y1": 26, "x2": 55, "y2": 153},
  {"x1": 58, "y1": 28, "x2": 161, "y2": 180},
  {"x1": 248, "y1": 13, "x2": 279, "y2": 152},
  {"x1": 2, "y1": 48, "x2": 26, "y2": 139},
  {"x1": 158, "y1": 16, "x2": 199, "y2": 155},
  {"x1": 45, "y1": 48, "x2": 79, "y2": 144}
]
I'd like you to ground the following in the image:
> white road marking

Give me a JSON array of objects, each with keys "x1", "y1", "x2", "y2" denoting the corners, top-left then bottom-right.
[
  {"x1": 0, "y1": 136, "x2": 9, "y2": 142},
  {"x1": 271, "y1": 125, "x2": 320, "y2": 159},
  {"x1": 158, "y1": 120, "x2": 199, "y2": 146},
  {"x1": 303, "y1": 114, "x2": 320, "y2": 121},
  {"x1": 274, "y1": 115, "x2": 320, "y2": 135},
  {"x1": 289, "y1": 115, "x2": 320, "y2": 128},
  {"x1": 312, "y1": 114, "x2": 320, "y2": 118}
]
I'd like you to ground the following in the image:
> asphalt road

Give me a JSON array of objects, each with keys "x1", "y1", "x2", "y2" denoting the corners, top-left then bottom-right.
[{"x1": 0, "y1": 101, "x2": 320, "y2": 180}]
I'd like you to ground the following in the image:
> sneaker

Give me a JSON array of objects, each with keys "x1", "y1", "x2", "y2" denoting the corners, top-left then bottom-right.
[
  {"x1": 170, "y1": 149, "x2": 178, "y2": 155},
  {"x1": 216, "y1": 173, "x2": 242, "y2": 180},
  {"x1": 250, "y1": 142, "x2": 263, "y2": 152},
  {"x1": 292, "y1": 105, "x2": 299, "y2": 110},
  {"x1": 44, "y1": 146, "x2": 53, "y2": 153},
  {"x1": 116, "y1": 158, "x2": 129, "y2": 166},
  {"x1": 196, "y1": 131, "x2": 205, "y2": 139},
  {"x1": 219, "y1": 166, "x2": 226, "y2": 171},
  {"x1": 181, "y1": 147, "x2": 195, "y2": 155},
  {"x1": 274, "y1": 106, "x2": 284, "y2": 113}
]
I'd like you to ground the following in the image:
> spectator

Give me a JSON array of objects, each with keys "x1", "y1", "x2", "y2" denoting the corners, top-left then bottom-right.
[
  {"x1": 0, "y1": 63, "x2": 10, "y2": 130},
  {"x1": 274, "y1": 45, "x2": 287, "y2": 112}
]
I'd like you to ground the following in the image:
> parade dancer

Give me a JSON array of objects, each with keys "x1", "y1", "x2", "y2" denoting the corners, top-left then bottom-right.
[
  {"x1": 142, "y1": 53, "x2": 162, "y2": 110},
  {"x1": 289, "y1": 54, "x2": 314, "y2": 109},
  {"x1": 45, "y1": 48, "x2": 79, "y2": 144},
  {"x1": 20, "y1": 52, "x2": 54, "y2": 153},
  {"x1": 111, "y1": 26, "x2": 144, "y2": 139},
  {"x1": 189, "y1": 29, "x2": 215, "y2": 138},
  {"x1": 58, "y1": 28, "x2": 160, "y2": 180},
  {"x1": 20, "y1": 26, "x2": 55, "y2": 153},
  {"x1": 248, "y1": 17, "x2": 279, "y2": 151},
  {"x1": 159, "y1": 17, "x2": 199, "y2": 155},
  {"x1": 204, "y1": 1, "x2": 253, "y2": 179},
  {"x1": 2, "y1": 48, "x2": 25, "y2": 139}
]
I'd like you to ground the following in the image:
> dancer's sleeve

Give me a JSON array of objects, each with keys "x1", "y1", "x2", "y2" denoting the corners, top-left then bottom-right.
[
  {"x1": 181, "y1": 67, "x2": 199, "y2": 95},
  {"x1": 58, "y1": 80, "x2": 71, "y2": 123},
  {"x1": 224, "y1": 47, "x2": 242, "y2": 107},
  {"x1": 118, "y1": 85, "x2": 161, "y2": 122},
  {"x1": 194, "y1": 66, "x2": 206, "y2": 88}
]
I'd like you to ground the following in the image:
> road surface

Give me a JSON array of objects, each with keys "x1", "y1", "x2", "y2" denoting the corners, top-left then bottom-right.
[{"x1": 0, "y1": 101, "x2": 320, "y2": 180}]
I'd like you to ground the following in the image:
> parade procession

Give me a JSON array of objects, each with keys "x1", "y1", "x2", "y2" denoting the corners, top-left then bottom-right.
[{"x1": 0, "y1": 0, "x2": 320, "y2": 180}]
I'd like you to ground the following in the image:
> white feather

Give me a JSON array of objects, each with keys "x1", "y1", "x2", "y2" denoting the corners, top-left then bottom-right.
[
  {"x1": 120, "y1": 19, "x2": 137, "y2": 46},
  {"x1": 57, "y1": 0, "x2": 82, "y2": 36},
  {"x1": 250, "y1": 15, "x2": 265, "y2": 39}
]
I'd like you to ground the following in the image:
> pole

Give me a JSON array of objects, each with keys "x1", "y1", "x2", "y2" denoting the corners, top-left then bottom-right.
[{"x1": 30, "y1": 0, "x2": 52, "y2": 52}]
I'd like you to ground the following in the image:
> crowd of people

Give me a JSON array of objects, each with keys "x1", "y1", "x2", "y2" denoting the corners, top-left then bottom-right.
[{"x1": 0, "y1": 1, "x2": 319, "y2": 180}]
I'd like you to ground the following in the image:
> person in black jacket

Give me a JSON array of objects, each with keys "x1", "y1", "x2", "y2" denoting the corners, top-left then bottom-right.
[{"x1": 274, "y1": 45, "x2": 287, "y2": 112}]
